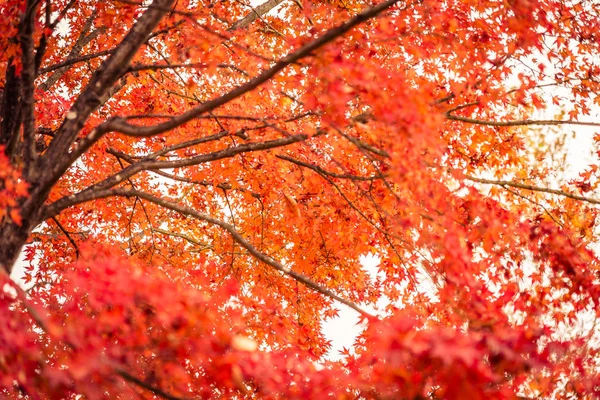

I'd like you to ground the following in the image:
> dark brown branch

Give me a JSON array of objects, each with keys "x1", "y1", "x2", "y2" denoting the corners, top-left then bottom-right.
[
  {"x1": 136, "y1": 132, "x2": 307, "y2": 168},
  {"x1": 339, "y1": 132, "x2": 389, "y2": 158},
  {"x1": 114, "y1": 0, "x2": 195, "y2": 16},
  {"x1": 127, "y1": 62, "x2": 249, "y2": 73},
  {"x1": 277, "y1": 155, "x2": 382, "y2": 181},
  {"x1": 107, "y1": 151, "x2": 262, "y2": 197},
  {"x1": 152, "y1": 227, "x2": 212, "y2": 250},
  {"x1": 467, "y1": 176, "x2": 600, "y2": 205},
  {"x1": 446, "y1": 114, "x2": 600, "y2": 128},
  {"x1": 20, "y1": 0, "x2": 40, "y2": 178},
  {"x1": 68, "y1": 187, "x2": 375, "y2": 317},
  {"x1": 95, "y1": 75, "x2": 129, "y2": 112},
  {"x1": 503, "y1": 186, "x2": 564, "y2": 227},
  {"x1": 70, "y1": 0, "x2": 402, "y2": 153},
  {"x1": 121, "y1": 112, "x2": 315, "y2": 129},
  {"x1": 117, "y1": 370, "x2": 189, "y2": 400},
  {"x1": 444, "y1": 101, "x2": 479, "y2": 114},
  {"x1": 39, "y1": 21, "x2": 185, "y2": 76},
  {"x1": 39, "y1": 13, "x2": 104, "y2": 91},
  {"x1": 39, "y1": 49, "x2": 114, "y2": 76},
  {"x1": 41, "y1": 133, "x2": 309, "y2": 221},
  {"x1": 51, "y1": 216, "x2": 80, "y2": 258},
  {"x1": 33, "y1": 0, "x2": 177, "y2": 203},
  {"x1": 0, "y1": 64, "x2": 22, "y2": 161},
  {"x1": 48, "y1": 0, "x2": 76, "y2": 31},
  {"x1": 34, "y1": 0, "x2": 51, "y2": 74}
]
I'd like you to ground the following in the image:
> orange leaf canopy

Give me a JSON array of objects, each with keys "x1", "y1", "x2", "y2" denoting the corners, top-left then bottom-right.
[{"x1": 1, "y1": 0, "x2": 600, "y2": 398}]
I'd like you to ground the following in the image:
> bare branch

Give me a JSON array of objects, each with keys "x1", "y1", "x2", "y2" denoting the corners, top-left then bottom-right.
[
  {"x1": 34, "y1": 0, "x2": 51, "y2": 73},
  {"x1": 48, "y1": 0, "x2": 77, "y2": 31},
  {"x1": 40, "y1": 21, "x2": 186, "y2": 76},
  {"x1": 113, "y1": 163, "x2": 259, "y2": 197},
  {"x1": 502, "y1": 186, "x2": 564, "y2": 227},
  {"x1": 447, "y1": 114, "x2": 600, "y2": 128},
  {"x1": 339, "y1": 131, "x2": 390, "y2": 158},
  {"x1": 152, "y1": 227, "x2": 212, "y2": 250},
  {"x1": 127, "y1": 61, "x2": 253, "y2": 74},
  {"x1": 114, "y1": 0, "x2": 196, "y2": 16},
  {"x1": 149, "y1": 130, "x2": 230, "y2": 159},
  {"x1": 39, "y1": 49, "x2": 114, "y2": 76},
  {"x1": 467, "y1": 176, "x2": 600, "y2": 205},
  {"x1": 444, "y1": 101, "x2": 479, "y2": 114},
  {"x1": 51, "y1": 216, "x2": 80, "y2": 258},
  {"x1": 229, "y1": 0, "x2": 287, "y2": 31}
]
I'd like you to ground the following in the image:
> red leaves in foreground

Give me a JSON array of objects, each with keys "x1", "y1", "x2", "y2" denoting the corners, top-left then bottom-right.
[
  {"x1": 3, "y1": 246, "x2": 250, "y2": 398},
  {"x1": 3, "y1": 245, "x2": 597, "y2": 399},
  {"x1": 349, "y1": 314, "x2": 551, "y2": 400},
  {"x1": 2, "y1": 0, "x2": 600, "y2": 398}
]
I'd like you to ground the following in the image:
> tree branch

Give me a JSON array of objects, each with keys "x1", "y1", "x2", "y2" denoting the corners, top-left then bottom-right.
[
  {"x1": 126, "y1": 61, "x2": 253, "y2": 74},
  {"x1": 117, "y1": 369, "x2": 189, "y2": 400},
  {"x1": 339, "y1": 131, "x2": 390, "y2": 158},
  {"x1": 51, "y1": 216, "x2": 81, "y2": 258},
  {"x1": 48, "y1": 0, "x2": 77, "y2": 31},
  {"x1": 446, "y1": 114, "x2": 600, "y2": 128},
  {"x1": 152, "y1": 227, "x2": 212, "y2": 250},
  {"x1": 69, "y1": 0, "x2": 402, "y2": 154},
  {"x1": 106, "y1": 152, "x2": 261, "y2": 197},
  {"x1": 39, "y1": 48, "x2": 113, "y2": 76},
  {"x1": 41, "y1": 133, "x2": 310, "y2": 221},
  {"x1": 277, "y1": 154, "x2": 382, "y2": 181},
  {"x1": 34, "y1": 0, "x2": 51, "y2": 74},
  {"x1": 39, "y1": 13, "x2": 103, "y2": 91},
  {"x1": 467, "y1": 176, "x2": 600, "y2": 205},
  {"x1": 503, "y1": 186, "x2": 564, "y2": 227},
  {"x1": 229, "y1": 0, "x2": 287, "y2": 31},
  {"x1": 34, "y1": 0, "x2": 177, "y2": 205},
  {"x1": 39, "y1": 21, "x2": 185, "y2": 76},
  {"x1": 19, "y1": 0, "x2": 40, "y2": 178},
  {"x1": 50, "y1": 187, "x2": 375, "y2": 317}
]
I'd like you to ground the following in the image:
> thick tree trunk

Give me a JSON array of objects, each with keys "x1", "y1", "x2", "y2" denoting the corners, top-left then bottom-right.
[
  {"x1": 0, "y1": 0, "x2": 176, "y2": 275},
  {"x1": 0, "y1": 220, "x2": 33, "y2": 274}
]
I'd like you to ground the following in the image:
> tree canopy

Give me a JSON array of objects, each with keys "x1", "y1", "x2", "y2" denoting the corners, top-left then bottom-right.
[{"x1": 2, "y1": 0, "x2": 600, "y2": 398}]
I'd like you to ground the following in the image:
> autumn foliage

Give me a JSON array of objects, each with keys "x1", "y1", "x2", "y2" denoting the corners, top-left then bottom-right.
[{"x1": 2, "y1": 0, "x2": 600, "y2": 398}]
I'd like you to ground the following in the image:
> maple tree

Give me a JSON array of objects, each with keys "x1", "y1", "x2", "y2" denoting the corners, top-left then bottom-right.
[{"x1": 2, "y1": 0, "x2": 600, "y2": 398}]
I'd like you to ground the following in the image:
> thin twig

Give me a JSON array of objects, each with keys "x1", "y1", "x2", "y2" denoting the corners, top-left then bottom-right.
[
  {"x1": 277, "y1": 154, "x2": 382, "y2": 181},
  {"x1": 51, "y1": 216, "x2": 80, "y2": 258}
]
